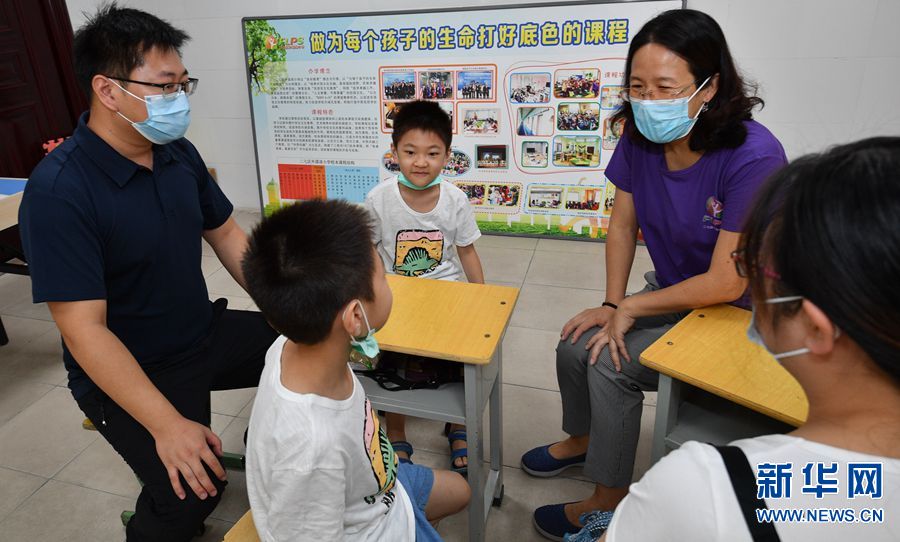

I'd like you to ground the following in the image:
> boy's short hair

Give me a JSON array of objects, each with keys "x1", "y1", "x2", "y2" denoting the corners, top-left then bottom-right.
[
  {"x1": 391, "y1": 100, "x2": 452, "y2": 150},
  {"x1": 73, "y1": 2, "x2": 190, "y2": 98},
  {"x1": 242, "y1": 200, "x2": 376, "y2": 344}
]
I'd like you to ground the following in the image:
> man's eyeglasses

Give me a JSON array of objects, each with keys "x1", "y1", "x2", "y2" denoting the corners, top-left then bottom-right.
[{"x1": 107, "y1": 77, "x2": 199, "y2": 99}]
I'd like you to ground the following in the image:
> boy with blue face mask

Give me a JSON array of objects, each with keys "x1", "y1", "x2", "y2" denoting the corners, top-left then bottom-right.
[
  {"x1": 242, "y1": 200, "x2": 470, "y2": 541},
  {"x1": 366, "y1": 100, "x2": 484, "y2": 474}
]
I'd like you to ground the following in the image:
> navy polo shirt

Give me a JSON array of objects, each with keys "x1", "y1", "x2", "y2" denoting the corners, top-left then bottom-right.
[{"x1": 19, "y1": 112, "x2": 234, "y2": 399}]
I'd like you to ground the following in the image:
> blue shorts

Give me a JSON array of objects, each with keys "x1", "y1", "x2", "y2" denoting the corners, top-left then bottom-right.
[{"x1": 397, "y1": 462, "x2": 443, "y2": 542}]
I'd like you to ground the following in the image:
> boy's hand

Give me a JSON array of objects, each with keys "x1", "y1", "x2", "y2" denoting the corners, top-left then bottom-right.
[{"x1": 153, "y1": 417, "x2": 226, "y2": 500}]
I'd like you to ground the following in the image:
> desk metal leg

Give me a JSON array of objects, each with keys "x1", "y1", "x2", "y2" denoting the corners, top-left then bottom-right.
[
  {"x1": 465, "y1": 362, "x2": 486, "y2": 542},
  {"x1": 462, "y1": 342, "x2": 504, "y2": 542},
  {"x1": 650, "y1": 374, "x2": 682, "y2": 464},
  {"x1": 489, "y1": 344, "x2": 503, "y2": 506}
]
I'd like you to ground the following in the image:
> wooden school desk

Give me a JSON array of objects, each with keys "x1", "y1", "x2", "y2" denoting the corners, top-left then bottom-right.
[
  {"x1": 0, "y1": 177, "x2": 26, "y2": 242},
  {"x1": 639, "y1": 304, "x2": 809, "y2": 463},
  {"x1": 0, "y1": 177, "x2": 28, "y2": 346}
]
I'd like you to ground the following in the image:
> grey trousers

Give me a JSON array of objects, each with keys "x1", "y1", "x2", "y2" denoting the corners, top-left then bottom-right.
[{"x1": 556, "y1": 272, "x2": 687, "y2": 488}]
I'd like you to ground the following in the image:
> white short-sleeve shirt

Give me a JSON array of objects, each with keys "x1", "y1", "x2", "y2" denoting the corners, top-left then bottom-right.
[
  {"x1": 607, "y1": 435, "x2": 899, "y2": 541},
  {"x1": 245, "y1": 336, "x2": 415, "y2": 541},
  {"x1": 365, "y1": 178, "x2": 481, "y2": 281}
]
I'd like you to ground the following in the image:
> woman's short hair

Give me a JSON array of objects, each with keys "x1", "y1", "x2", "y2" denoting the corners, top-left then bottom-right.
[
  {"x1": 740, "y1": 137, "x2": 900, "y2": 381},
  {"x1": 612, "y1": 9, "x2": 763, "y2": 152}
]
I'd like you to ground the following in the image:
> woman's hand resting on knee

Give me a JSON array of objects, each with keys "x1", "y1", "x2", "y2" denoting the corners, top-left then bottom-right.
[
  {"x1": 584, "y1": 303, "x2": 636, "y2": 371},
  {"x1": 560, "y1": 306, "x2": 616, "y2": 344}
]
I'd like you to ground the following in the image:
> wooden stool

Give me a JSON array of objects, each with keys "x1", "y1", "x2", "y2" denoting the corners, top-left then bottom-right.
[{"x1": 223, "y1": 511, "x2": 258, "y2": 542}]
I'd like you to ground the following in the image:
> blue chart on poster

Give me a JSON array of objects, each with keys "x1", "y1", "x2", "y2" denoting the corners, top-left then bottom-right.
[{"x1": 325, "y1": 166, "x2": 380, "y2": 201}]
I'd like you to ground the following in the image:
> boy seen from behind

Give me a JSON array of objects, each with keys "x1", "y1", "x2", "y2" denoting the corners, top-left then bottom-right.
[{"x1": 242, "y1": 200, "x2": 470, "y2": 541}]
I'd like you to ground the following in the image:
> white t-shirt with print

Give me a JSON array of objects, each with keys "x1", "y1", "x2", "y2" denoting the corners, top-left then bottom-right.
[
  {"x1": 365, "y1": 177, "x2": 481, "y2": 281},
  {"x1": 245, "y1": 336, "x2": 415, "y2": 542},
  {"x1": 607, "y1": 435, "x2": 899, "y2": 541}
]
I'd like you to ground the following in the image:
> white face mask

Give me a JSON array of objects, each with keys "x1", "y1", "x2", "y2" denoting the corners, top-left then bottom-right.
[{"x1": 747, "y1": 296, "x2": 840, "y2": 361}]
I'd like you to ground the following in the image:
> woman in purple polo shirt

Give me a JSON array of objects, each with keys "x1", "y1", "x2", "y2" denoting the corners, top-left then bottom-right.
[{"x1": 521, "y1": 9, "x2": 788, "y2": 540}]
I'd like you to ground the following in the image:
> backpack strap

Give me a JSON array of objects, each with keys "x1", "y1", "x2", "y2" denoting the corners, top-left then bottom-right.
[{"x1": 713, "y1": 445, "x2": 782, "y2": 542}]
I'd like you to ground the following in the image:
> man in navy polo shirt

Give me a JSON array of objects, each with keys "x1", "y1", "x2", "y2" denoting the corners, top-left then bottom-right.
[{"x1": 18, "y1": 5, "x2": 277, "y2": 540}]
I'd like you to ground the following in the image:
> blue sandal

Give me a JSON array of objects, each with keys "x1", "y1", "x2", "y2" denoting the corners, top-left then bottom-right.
[
  {"x1": 391, "y1": 440, "x2": 414, "y2": 464},
  {"x1": 444, "y1": 423, "x2": 468, "y2": 475}
]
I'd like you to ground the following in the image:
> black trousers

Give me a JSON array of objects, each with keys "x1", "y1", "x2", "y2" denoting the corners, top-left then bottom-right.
[{"x1": 76, "y1": 300, "x2": 278, "y2": 541}]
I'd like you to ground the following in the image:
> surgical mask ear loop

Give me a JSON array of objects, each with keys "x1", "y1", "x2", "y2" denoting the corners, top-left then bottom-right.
[
  {"x1": 345, "y1": 300, "x2": 380, "y2": 360},
  {"x1": 747, "y1": 296, "x2": 841, "y2": 361}
]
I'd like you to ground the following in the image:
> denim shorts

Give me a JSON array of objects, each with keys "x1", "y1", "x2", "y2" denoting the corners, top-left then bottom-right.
[{"x1": 397, "y1": 462, "x2": 443, "y2": 542}]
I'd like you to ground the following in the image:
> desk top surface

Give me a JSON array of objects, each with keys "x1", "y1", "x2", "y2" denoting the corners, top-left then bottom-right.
[
  {"x1": 375, "y1": 275, "x2": 519, "y2": 364},
  {"x1": 640, "y1": 304, "x2": 808, "y2": 427},
  {"x1": 0, "y1": 178, "x2": 26, "y2": 232}
]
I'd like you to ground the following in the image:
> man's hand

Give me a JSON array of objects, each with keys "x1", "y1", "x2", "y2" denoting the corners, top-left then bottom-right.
[
  {"x1": 153, "y1": 417, "x2": 226, "y2": 500},
  {"x1": 561, "y1": 306, "x2": 616, "y2": 344}
]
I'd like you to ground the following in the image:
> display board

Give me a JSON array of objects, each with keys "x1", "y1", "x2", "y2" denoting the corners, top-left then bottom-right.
[{"x1": 243, "y1": 0, "x2": 680, "y2": 239}]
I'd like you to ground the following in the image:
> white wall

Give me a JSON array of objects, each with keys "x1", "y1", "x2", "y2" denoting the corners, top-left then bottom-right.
[{"x1": 65, "y1": 0, "x2": 900, "y2": 209}]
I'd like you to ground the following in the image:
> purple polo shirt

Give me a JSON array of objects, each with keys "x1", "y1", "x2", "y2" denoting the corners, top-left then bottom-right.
[{"x1": 606, "y1": 120, "x2": 787, "y2": 291}]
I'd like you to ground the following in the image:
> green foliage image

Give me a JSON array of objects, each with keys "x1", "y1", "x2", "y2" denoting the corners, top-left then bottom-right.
[{"x1": 244, "y1": 20, "x2": 288, "y2": 95}]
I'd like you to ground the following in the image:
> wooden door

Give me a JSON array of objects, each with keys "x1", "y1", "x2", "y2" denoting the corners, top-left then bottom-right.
[{"x1": 0, "y1": 0, "x2": 86, "y2": 178}]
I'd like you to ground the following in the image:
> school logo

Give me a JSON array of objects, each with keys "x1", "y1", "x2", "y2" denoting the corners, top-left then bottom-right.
[
  {"x1": 264, "y1": 34, "x2": 305, "y2": 50},
  {"x1": 394, "y1": 229, "x2": 444, "y2": 277},
  {"x1": 703, "y1": 196, "x2": 724, "y2": 230}
]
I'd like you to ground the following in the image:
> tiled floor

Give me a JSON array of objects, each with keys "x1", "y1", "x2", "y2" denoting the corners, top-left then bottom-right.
[{"x1": 0, "y1": 209, "x2": 658, "y2": 541}]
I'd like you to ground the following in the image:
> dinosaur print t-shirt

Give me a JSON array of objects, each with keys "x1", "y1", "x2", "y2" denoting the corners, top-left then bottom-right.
[
  {"x1": 245, "y1": 336, "x2": 415, "y2": 541},
  {"x1": 366, "y1": 177, "x2": 481, "y2": 281}
]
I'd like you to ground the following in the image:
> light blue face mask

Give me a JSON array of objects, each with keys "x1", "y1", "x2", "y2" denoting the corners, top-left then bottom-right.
[
  {"x1": 345, "y1": 300, "x2": 380, "y2": 359},
  {"x1": 113, "y1": 80, "x2": 191, "y2": 145},
  {"x1": 630, "y1": 76, "x2": 710, "y2": 144},
  {"x1": 747, "y1": 295, "x2": 840, "y2": 361},
  {"x1": 397, "y1": 172, "x2": 442, "y2": 191}
]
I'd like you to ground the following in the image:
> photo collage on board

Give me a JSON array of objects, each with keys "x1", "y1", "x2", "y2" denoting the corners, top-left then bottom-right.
[
  {"x1": 378, "y1": 64, "x2": 624, "y2": 220},
  {"x1": 509, "y1": 67, "x2": 625, "y2": 217},
  {"x1": 380, "y1": 65, "x2": 496, "y2": 181}
]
